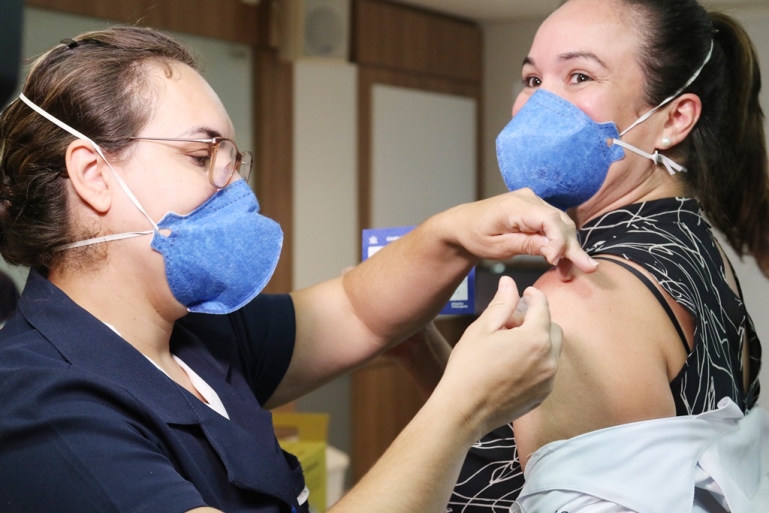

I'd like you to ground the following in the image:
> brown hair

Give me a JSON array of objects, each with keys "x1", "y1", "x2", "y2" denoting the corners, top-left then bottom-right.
[
  {"x1": 618, "y1": 0, "x2": 769, "y2": 274},
  {"x1": 0, "y1": 26, "x2": 200, "y2": 275}
]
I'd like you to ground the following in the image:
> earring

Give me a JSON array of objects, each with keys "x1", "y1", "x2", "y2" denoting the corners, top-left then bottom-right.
[{"x1": 661, "y1": 137, "x2": 672, "y2": 149}]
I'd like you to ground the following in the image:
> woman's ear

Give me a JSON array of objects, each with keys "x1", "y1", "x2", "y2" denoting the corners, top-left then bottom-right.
[
  {"x1": 65, "y1": 139, "x2": 112, "y2": 213},
  {"x1": 659, "y1": 93, "x2": 702, "y2": 149}
]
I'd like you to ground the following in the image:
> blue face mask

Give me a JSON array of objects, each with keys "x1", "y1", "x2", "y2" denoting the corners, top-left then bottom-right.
[
  {"x1": 496, "y1": 42, "x2": 712, "y2": 210},
  {"x1": 149, "y1": 180, "x2": 283, "y2": 314},
  {"x1": 496, "y1": 89, "x2": 627, "y2": 210},
  {"x1": 19, "y1": 93, "x2": 283, "y2": 315}
]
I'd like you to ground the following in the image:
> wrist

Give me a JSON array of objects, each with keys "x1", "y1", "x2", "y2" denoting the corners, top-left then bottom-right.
[
  {"x1": 426, "y1": 378, "x2": 487, "y2": 446},
  {"x1": 420, "y1": 206, "x2": 474, "y2": 261}
]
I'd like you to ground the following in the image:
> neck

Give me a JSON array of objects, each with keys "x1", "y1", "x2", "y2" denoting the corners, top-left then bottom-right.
[
  {"x1": 573, "y1": 167, "x2": 688, "y2": 228},
  {"x1": 49, "y1": 253, "x2": 183, "y2": 361}
]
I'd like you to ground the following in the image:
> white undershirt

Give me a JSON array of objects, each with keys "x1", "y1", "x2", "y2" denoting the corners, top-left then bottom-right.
[
  {"x1": 103, "y1": 322, "x2": 230, "y2": 419},
  {"x1": 146, "y1": 354, "x2": 230, "y2": 420}
]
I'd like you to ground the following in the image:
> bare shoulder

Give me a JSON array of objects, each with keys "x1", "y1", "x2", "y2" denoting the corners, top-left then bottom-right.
[{"x1": 514, "y1": 262, "x2": 680, "y2": 466}]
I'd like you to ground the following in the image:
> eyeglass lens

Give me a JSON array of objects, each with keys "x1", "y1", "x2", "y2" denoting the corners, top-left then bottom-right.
[{"x1": 212, "y1": 139, "x2": 252, "y2": 187}]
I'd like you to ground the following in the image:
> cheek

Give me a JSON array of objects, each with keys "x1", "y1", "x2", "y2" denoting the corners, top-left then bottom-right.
[
  {"x1": 572, "y1": 96, "x2": 606, "y2": 123},
  {"x1": 511, "y1": 92, "x2": 530, "y2": 117},
  {"x1": 576, "y1": 90, "x2": 638, "y2": 127}
]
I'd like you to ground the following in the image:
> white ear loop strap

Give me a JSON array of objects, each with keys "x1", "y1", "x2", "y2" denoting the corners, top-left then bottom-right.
[
  {"x1": 18, "y1": 93, "x2": 159, "y2": 250},
  {"x1": 611, "y1": 139, "x2": 686, "y2": 175},
  {"x1": 620, "y1": 40, "x2": 714, "y2": 137}
]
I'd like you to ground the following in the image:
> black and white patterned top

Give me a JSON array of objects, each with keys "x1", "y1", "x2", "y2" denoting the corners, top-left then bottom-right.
[{"x1": 448, "y1": 197, "x2": 762, "y2": 512}]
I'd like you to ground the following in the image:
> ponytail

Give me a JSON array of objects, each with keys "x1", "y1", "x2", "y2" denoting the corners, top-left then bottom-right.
[
  {"x1": 700, "y1": 13, "x2": 769, "y2": 273},
  {"x1": 624, "y1": 0, "x2": 769, "y2": 275}
]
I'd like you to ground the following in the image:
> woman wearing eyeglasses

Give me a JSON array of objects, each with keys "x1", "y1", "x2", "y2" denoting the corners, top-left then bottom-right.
[{"x1": 0, "y1": 27, "x2": 598, "y2": 513}]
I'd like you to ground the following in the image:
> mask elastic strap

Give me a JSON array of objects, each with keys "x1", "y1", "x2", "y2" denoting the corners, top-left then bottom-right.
[
  {"x1": 18, "y1": 94, "x2": 160, "y2": 248},
  {"x1": 611, "y1": 139, "x2": 686, "y2": 175},
  {"x1": 55, "y1": 231, "x2": 154, "y2": 251},
  {"x1": 620, "y1": 40, "x2": 714, "y2": 137}
]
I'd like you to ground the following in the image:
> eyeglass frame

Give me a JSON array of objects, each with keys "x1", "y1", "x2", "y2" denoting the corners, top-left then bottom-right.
[{"x1": 128, "y1": 136, "x2": 253, "y2": 189}]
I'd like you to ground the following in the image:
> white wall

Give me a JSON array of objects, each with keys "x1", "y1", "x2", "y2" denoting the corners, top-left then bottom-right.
[
  {"x1": 481, "y1": 19, "x2": 541, "y2": 199},
  {"x1": 292, "y1": 61, "x2": 359, "y2": 289},
  {"x1": 482, "y1": 4, "x2": 769, "y2": 410},
  {"x1": 292, "y1": 61, "x2": 358, "y2": 457},
  {"x1": 371, "y1": 85, "x2": 477, "y2": 227}
]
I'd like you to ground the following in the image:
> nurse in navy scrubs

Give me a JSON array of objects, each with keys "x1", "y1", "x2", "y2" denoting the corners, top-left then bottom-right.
[{"x1": 0, "y1": 27, "x2": 597, "y2": 513}]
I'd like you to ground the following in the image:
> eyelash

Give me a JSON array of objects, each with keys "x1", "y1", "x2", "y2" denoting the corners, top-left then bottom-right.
[
  {"x1": 522, "y1": 72, "x2": 592, "y2": 88},
  {"x1": 523, "y1": 75, "x2": 541, "y2": 88},
  {"x1": 570, "y1": 72, "x2": 592, "y2": 84},
  {"x1": 189, "y1": 154, "x2": 211, "y2": 168}
]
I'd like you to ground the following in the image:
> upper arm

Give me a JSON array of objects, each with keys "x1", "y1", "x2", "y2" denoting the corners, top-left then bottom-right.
[
  {"x1": 513, "y1": 262, "x2": 682, "y2": 464},
  {"x1": 266, "y1": 277, "x2": 384, "y2": 408}
]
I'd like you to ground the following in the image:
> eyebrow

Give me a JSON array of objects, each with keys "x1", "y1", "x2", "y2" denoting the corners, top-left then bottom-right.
[
  {"x1": 179, "y1": 126, "x2": 225, "y2": 139},
  {"x1": 522, "y1": 52, "x2": 609, "y2": 70}
]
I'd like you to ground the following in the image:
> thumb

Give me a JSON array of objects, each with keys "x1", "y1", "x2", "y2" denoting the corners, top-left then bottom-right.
[{"x1": 478, "y1": 276, "x2": 520, "y2": 333}]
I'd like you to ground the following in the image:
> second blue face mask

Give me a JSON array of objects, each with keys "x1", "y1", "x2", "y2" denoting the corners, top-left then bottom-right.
[
  {"x1": 496, "y1": 42, "x2": 713, "y2": 210},
  {"x1": 495, "y1": 89, "x2": 625, "y2": 211}
]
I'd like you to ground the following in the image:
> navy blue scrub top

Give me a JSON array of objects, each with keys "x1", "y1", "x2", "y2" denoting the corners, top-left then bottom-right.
[{"x1": 0, "y1": 270, "x2": 309, "y2": 513}]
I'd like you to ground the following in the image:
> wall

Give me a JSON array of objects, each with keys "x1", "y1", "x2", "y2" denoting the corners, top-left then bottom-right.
[
  {"x1": 292, "y1": 60, "x2": 359, "y2": 457},
  {"x1": 482, "y1": 3, "x2": 769, "y2": 410},
  {"x1": 481, "y1": 19, "x2": 541, "y2": 199}
]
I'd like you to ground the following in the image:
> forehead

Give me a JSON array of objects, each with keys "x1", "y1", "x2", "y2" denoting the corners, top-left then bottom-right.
[
  {"x1": 530, "y1": 0, "x2": 642, "y2": 68},
  {"x1": 141, "y1": 62, "x2": 234, "y2": 138}
]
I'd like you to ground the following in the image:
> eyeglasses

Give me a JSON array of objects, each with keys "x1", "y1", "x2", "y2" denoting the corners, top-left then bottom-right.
[{"x1": 128, "y1": 136, "x2": 253, "y2": 189}]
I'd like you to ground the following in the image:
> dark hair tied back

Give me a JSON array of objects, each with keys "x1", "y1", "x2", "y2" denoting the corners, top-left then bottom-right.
[
  {"x1": 0, "y1": 26, "x2": 200, "y2": 274},
  {"x1": 623, "y1": 0, "x2": 769, "y2": 275}
]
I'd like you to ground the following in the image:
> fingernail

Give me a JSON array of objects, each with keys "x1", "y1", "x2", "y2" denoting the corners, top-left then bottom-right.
[{"x1": 514, "y1": 298, "x2": 529, "y2": 316}]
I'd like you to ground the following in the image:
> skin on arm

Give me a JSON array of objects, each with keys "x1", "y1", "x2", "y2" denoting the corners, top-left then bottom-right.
[
  {"x1": 330, "y1": 277, "x2": 562, "y2": 513},
  {"x1": 265, "y1": 189, "x2": 597, "y2": 408},
  {"x1": 384, "y1": 290, "x2": 533, "y2": 399},
  {"x1": 382, "y1": 321, "x2": 453, "y2": 399},
  {"x1": 512, "y1": 259, "x2": 692, "y2": 468}
]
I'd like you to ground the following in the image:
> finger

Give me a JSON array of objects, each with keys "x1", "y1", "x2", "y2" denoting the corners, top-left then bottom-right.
[
  {"x1": 562, "y1": 245, "x2": 599, "y2": 274},
  {"x1": 507, "y1": 296, "x2": 528, "y2": 328},
  {"x1": 549, "y1": 321, "x2": 564, "y2": 359},
  {"x1": 477, "y1": 276, "x2": 521, "y2": 332},
  {"x1": 537, "y1": 221, "x2": 598, "y2": 275},
  {"x1": 518, "y1": 286, "x2": 553, "y2": 332},
  {"x1": 531, "y1": 212, "x2": 574, "y2": 265},
  {"x1": 555, "y1": 258, "x2": 575, "y2": 281}
]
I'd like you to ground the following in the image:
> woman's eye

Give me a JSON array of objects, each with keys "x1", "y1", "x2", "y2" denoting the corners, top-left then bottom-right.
[
  {"x1": 570, "y1": 73, "x2": 592, "y2": 84},
  {"x1": 190, "y1": 154, "x2": 211, "y2": 168},
  {"x1": 523, "y1": 76, "x2": 541, "y2": 88}
]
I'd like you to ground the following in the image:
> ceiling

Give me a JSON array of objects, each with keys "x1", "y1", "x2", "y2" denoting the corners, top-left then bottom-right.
[{"x1": 388, "y1": 0, "x2": 769, "y2": 22}]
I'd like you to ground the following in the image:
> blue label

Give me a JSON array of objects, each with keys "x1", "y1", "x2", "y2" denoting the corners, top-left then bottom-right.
[{"x1": 362, "y1": 226, "x2": 475, "y2": 316}]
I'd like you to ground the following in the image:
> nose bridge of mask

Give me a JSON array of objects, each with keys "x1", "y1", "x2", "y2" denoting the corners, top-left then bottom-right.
[{"x1": 18, "y1": 94, "x2": 159, "y2": 249}]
